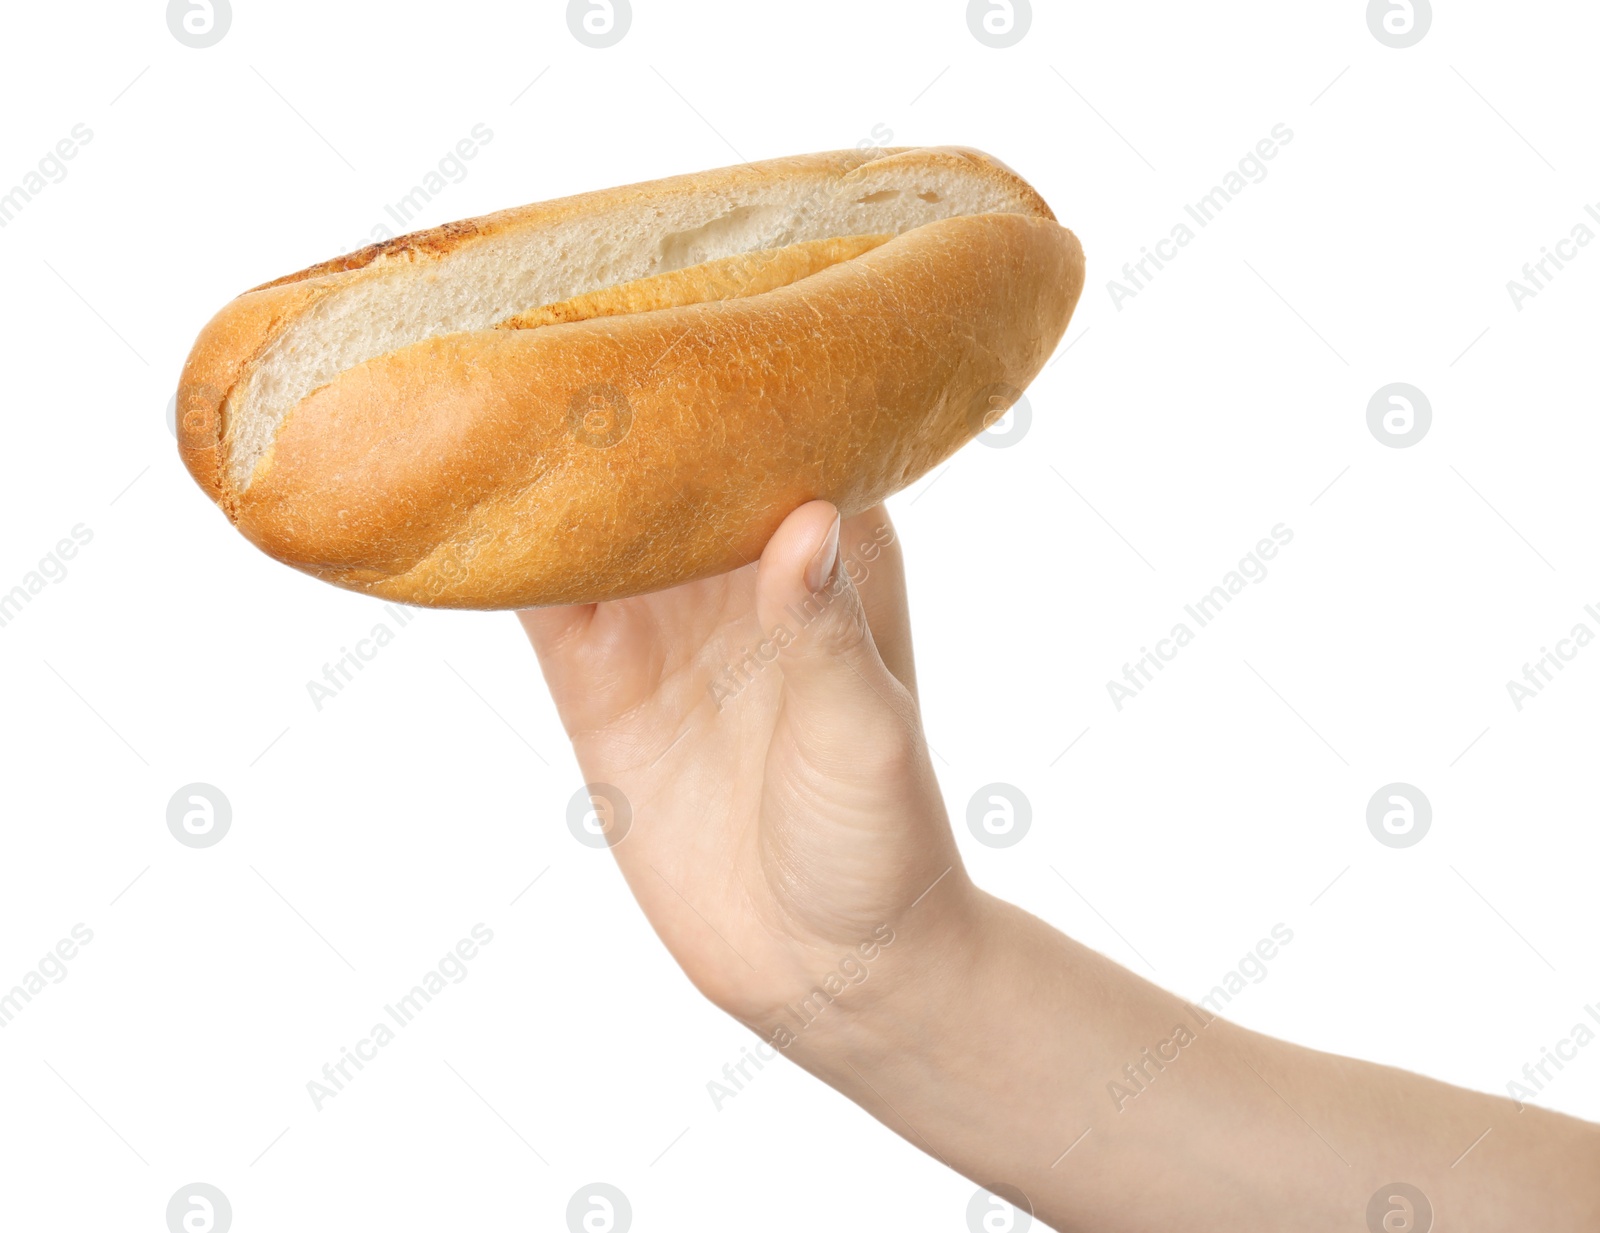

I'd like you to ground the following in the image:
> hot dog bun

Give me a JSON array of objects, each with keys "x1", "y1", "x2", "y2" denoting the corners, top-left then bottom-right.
[{"x1": 177, "y1": 146, "x2": 1085, "y2": 608}]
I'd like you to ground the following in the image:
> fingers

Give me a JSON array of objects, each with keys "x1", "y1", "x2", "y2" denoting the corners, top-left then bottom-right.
[
  {"x1": 755, "y1": 501, "x2": 918, "y2": 753},
  {"x1": 516, "y1": 603, "x2": 596, "y2": 665},
  {"x1": 837, "y1": 504, "x2": 917, "y2": 698},
  {"x1": 518, "y1": 502, "x2": 919, "y2": 731},
  {"x1": 515, "y1": 603, "x2": 604, "y2": 727}
]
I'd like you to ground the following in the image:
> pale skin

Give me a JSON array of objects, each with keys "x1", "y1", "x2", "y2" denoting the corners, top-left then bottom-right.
[{"x1": 520, "y1": 500, "x2": 1600, "y2": 1231}]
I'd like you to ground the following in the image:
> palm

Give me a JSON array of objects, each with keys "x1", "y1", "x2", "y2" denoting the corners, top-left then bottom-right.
[{"x1": 519, "y1": 506, "x2": 961, "y2": 1024}]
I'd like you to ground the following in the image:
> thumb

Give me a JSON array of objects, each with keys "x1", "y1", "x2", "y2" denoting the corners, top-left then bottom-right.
[{"x1": 755, "y1": 501, "x2": 915, "y2": 743}]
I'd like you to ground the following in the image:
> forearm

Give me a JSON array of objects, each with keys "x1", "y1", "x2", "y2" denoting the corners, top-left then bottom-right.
[{"x1": 785, "y1": 888, "x2": 1600, "y2": 1232}]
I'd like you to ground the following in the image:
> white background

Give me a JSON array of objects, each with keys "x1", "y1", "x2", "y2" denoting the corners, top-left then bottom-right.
[{"x1": 1, "y1": 1, "x2": 1596, "y2": 1229}]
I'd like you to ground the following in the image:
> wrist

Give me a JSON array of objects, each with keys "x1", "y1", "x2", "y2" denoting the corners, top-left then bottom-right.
[
  {"x1": 770, "y1": 879, "x2": 1006, "y2": 1085},
  {"x1": 766, "y1": 889, "x2": 1102, "y2": 1213}
]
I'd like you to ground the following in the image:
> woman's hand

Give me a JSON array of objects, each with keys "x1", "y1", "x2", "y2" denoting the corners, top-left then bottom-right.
[
  {"x1": 522, "y1": 499, "x2": 1600, "y2": 1232},
  {"x1": 518, "y1": 501, "x2": 975, "y2": 1036}
]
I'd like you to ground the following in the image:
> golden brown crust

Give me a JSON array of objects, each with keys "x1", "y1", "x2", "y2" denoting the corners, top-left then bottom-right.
[
  {"x1": 175, "y1": 277, "x2": 337, "y2": 509},
  {"x1": 177, "y1": 145, "x2": 1050, "y2": 517},
  {"x1": 234, "y1": 212, "x2": 1084, "y2": 608},
  {"x1": 175, "y1": 147, "x2": 1080, "y2": 607},
  {"x1": 246, "y1": 218, "x2": 489, "y2": 293}
]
